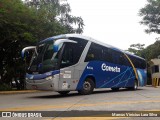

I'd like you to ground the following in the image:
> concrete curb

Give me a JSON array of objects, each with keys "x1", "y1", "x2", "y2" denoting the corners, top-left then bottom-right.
[
  {"x1": 146, "y1": 85, "x2": 160, "y2": 87},
  {"x1": 0, "y1": 90, "x2": 41, "y2": 95}
]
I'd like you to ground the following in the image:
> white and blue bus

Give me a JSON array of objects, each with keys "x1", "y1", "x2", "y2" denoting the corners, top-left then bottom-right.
[{"x1": 22, "y1": 34, "x2": 147, "y2": 95}]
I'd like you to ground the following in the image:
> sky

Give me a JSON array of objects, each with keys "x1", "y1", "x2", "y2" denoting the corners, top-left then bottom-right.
[{"x1": 67, "y1": 0, "x2": 158, "y2": 50}]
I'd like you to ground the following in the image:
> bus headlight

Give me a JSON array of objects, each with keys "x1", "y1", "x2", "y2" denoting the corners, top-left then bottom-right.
[{"x1": 45, "y1": 76, "x2": 53, "y2": 81}]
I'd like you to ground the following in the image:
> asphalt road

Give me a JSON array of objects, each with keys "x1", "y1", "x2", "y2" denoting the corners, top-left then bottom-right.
[{"x1": 0, "y1": 86, "x2": 160, "y2": 120}]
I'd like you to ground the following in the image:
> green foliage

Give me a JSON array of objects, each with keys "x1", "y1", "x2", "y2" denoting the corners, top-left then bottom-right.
[
  {"x1": 25, "y1": 0, "x2": 84, "y2": 35},
  {"x1": 141, "y1": 40, "x2": 160, "y2": 61},
  {"x1": 139, "y1": 0, "x2": 160, "y2": 34},
  {"x1": 0, "y1": 0, "x2": 84, "y2": 90},
  {"x1": 126, "y1": 43, "x2": 145, "y2": 57},
  {"x1": 0, "y1": 83, "x2": 11, "y2": 91},
  {"x1": 127, "y1": 40, "x2": 160, "y2": 61},
  {"x1": 130, "y1": 43, "x2": 145, "y2": 50}
]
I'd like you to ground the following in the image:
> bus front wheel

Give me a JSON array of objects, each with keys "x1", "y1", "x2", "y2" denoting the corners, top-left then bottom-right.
[{"x1": 78, "y1": 78, "x2": 95, "y2": 95}]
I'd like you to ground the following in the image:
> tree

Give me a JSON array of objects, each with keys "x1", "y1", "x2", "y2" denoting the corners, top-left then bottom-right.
[
  {"x1": 127, "y1": 39, "x2": 160, "y2": 61},
  {"x1": 139, "y1": 0, "x2": 160, "y2": 34},
  {"x1": 0, "y1": 0, "x2": 37, "y2": 89},
  {"x1": 141, "y1": 39, "x2": 160, "y2": 61},
  {"x1": 126, "y1": 43, "x2": 145, "y2": 57},
  {"x1": 0, "y1": 0, "x2": 84, "y2": 90},
  {"x1": 24, "y1": 0, "x2": 84, "y2": 35}
]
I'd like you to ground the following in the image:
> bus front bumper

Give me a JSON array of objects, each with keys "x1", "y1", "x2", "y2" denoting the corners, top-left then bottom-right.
[{"x1": 26, "y1": 79, "x2": 57, "y2": 91}]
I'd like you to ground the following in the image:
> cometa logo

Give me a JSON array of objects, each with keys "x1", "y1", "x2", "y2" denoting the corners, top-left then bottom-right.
[{"x1": 101, "y1": 63, "x2": 120, "y2": 72}]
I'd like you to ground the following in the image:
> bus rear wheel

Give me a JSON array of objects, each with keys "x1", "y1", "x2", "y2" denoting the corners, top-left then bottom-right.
[
  {"x1": 129, "y1": 80, "x2": 138, "y2": 90},
  {"x1": 132, "y1": 80, "x2": 138, "y2": 90},
  {"x1": 58, "y1": 91, "x2": 70, "y2": 95},
  {"x1": 78, "y1": 78, "x2": 95, "y2": 95}
]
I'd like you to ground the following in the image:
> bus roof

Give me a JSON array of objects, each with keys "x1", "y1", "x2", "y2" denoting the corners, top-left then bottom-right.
[{"x1": 40, "y1": 34, "x2": 145, "y2": 60}]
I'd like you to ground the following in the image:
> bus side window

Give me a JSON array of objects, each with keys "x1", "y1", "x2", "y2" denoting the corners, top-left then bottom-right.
[
  {"x1": 86, "y1": 53, "x2": 95, "y2": 61},
  {"x1": 118, "y1": 53, "x2": 131, "y2": 67},
  {"x1": 60, "y1": 37, "x2": 88, "y2": 68},
  {"x1": 103, "y1": 47, "x2": 113, "y2": 63},
  {"x1": 111, "y1": 50, "x2": 119, "y2": 64},
  {"x1": 128, "y1": 55, "x2": 146, "y2": 69},
  {"x1": 85, "y1": 43, "x2": 103, "y2": 62}
]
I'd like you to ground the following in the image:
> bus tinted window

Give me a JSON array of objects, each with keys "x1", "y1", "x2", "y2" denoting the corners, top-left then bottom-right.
[
  {"x1": 60, "y1": 38, "x2": 87, "y2": 68},
  {"x1": 102, "y1": 46, "x2": 130, "y2": 66},
  {"x1": 85, "y1": 43, "x2": 131, "y2": 67},
  {"x1": 85, "y1": 42, "x2": 146, "y2": 69},
  {"x1": 128, "y1": 55, "x2": 146, "y2": 69},
  {"x1": 85, "y1": 43, "x2": 103, "y2": 62},
  {"x1": 118, "y1": 53, "x2": 131, "y2": 66},
  {"x1": 111, "y1": 50, "x2": 121, "y2": 65},
  {"x1": 102, "y1": 47, "x2": 113, "y2": 63}
]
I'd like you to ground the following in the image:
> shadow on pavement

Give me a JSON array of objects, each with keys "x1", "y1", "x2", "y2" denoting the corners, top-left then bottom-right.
[{"x1": 27, "y1": 88, "x2": 144, "y2": 99}]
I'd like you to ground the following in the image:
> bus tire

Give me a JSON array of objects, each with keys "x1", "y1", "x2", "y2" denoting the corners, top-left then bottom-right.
[
  {"x1": 78, "y1": 78, "x2": 95, "y2": 95},
  {"x1": 111, "y1": 88, "x2": 119, "y2": 91},
  {"x1": 131, "y1": 80, "x2": 138, "y2": 90},
  {"x1": 58, "y1": 91, "x2": 70, "y2": 95}
]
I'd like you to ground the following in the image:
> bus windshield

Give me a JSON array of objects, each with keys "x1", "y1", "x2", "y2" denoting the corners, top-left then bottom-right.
[{"x1": 28, "y1": 40, "x2": 63, "y2": 74}]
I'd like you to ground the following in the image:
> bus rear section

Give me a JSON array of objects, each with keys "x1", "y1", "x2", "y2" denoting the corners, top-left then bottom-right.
[{"x1": 76, "y1": 42, "x2": 147, "y2": 94}]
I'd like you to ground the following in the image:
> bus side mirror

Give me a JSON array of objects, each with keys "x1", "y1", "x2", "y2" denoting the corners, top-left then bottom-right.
[
  {"x1": 21, "y1": 46, "x2": 36, "y2": 59},
  {"x1": 53, "y1": 39, "x2": 77, "y2": 52}
]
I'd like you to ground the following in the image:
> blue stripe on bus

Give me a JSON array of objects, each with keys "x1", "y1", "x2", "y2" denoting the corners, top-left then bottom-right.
[
  {"x1": 26, "y1": 70, "x2": 60, "y2": 80},
  {"x1": 99, "y1": 67, "x2": 135, "y2": 88},
  {"x1": 76, "y1": 61, "x2": 147, "y2": 90}
]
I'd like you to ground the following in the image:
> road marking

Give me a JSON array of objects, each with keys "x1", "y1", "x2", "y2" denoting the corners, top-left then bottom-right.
[
  {"x1": 1, "y1": 100, "x2": 160, "y2": 111},
  {"x1": 149, "y1": 96, "x2": 160, "y2": 98},
  {"x1": 0, "y1": 90, "x2": 40, "y2": 94}
]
